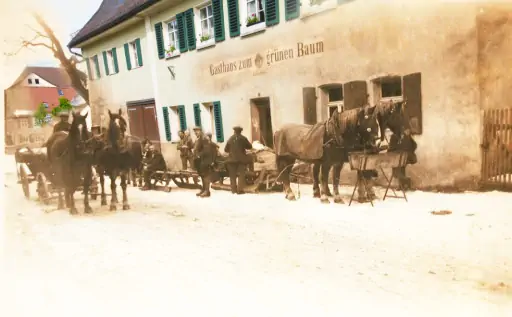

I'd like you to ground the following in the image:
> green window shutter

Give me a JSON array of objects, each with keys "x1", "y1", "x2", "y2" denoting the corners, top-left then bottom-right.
[
  {"x1": 85, "y1": 58, "x2": 92, "y2": 79},
  {"x1": 94, "y1": 55, "x2": 101, "y2": 78},
  {"x1": 213, "y1": 101, "x2": 224, "y2": 142},
  {"x1": 193, "y1": 103, "x2": 202, "y2": 127},
  {"x1": 285, "y1": 0, "x2": 300, "y2": 21},
  {"x1": 176, "y1": 13, "x2": 188, "y2": 53},
  {"x1": 265, "y1": 0, "x2": 280, "y2": 26},
  {"x1": 124, "y1": 43, "x2": 132, "y2": 70},
  {"x1": 135, "y1": 38, "x2": 143, "y2": 66},
  {"x1": 112, "y1": 47, "x2": 119, "y2": 73},
  {"x1": 177, "y1": 105, "x2": 187, "y2": 131},
  {"x1": 212, "y1": 0, "x2": 225, "y2": 42},
  {"x1": 162, "y1": 107, "x2": 172, "y2": 141},
  {"x1": 184, "y1": 9, "x2": 196, "y2": 51},
  {"x1": 102, "y1": 51, "x2": 110, "y2": 75},
  {"x1": 227, "y1": 0, "x2": 240, "y2": 37},
  {"x1": 154, "y1": 22, "x2": 165, "y2": 59}
]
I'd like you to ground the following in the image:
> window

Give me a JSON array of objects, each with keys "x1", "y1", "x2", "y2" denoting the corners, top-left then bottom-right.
[
  {"x1": 43, "y1": 102, "x2": 49, "y2": 109},
  {"x1": 57, "y1": 89, "x2": 64, "y2": 96},
  {"x1": 19, "y1": 118, "x2": 29, "y2": 128},
  {"x1": 19, "y1": 135, "x2": 29, "y2": 144},
  {"x1": 322, "y1": 85, "x2": 344, "y2": 118},
  {"x1": 165, "y1": 19, "x2": 180, "y2": 58},
  {"x1": 371, "y1": 76, "x2": 403, "y2": 103},
  {"x1": 302, "y1": 0, "x2": 337, "y2": 17},
  {"x1": 107, "y1": 49, "x2": 118, "y2": 74},
  {"x1": 247, "y1": 0, "x2": 265, "y2": 25},
  {"x1": 27, "y1": 79, "x2": 32, "y2": 85},
  {"x1": 168, "y1": 106, "x2": 187, "y2": 142},
  {"x1": 193, "y1": 101, "x2": 224, "y2": 142},
  {"x1": 199, "y1": 103, "x2": 216, "y2": 139},
  {"x1": 130, "y1": 40, "x2": 142, "y2": 68},
  {"x1": 35, "y1": 79, "x2": 40, "y2": 85},
  {"x1": 91, "y1": 55, "x2": 101, "y2": 79},
  {"x1": 194, "y1": 3, "x2": 215, "y2": 49}
]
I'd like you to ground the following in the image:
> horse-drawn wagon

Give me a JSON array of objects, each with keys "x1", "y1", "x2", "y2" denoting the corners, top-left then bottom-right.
[{"x1": 14, "y1": 146, "x2": 99, "y2": 204}]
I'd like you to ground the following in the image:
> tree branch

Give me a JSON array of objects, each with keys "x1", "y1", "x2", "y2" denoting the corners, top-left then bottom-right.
[{"x1": 25, "y1": 24, "x2": 49, "y2": 39}]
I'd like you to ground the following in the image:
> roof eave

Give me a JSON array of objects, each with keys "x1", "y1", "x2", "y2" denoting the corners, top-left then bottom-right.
[{"x1": 68, "y1": 0, "x2": 162, "y2": 49}]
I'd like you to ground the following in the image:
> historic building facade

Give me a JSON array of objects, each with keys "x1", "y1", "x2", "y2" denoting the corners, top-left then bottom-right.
[{"x1": 69, "y1": 0, "x2": 512, "y2": 189}]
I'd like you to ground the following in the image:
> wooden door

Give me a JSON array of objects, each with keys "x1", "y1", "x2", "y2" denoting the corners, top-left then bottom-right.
[
  {"x1": 142, "y1": 104, "x2": 161, "y2": 150},
  {"x1": 127, "y1": 106, "x2": 145, "y2": 140}
]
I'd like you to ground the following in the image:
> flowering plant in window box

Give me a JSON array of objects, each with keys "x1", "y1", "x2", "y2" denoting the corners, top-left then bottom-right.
[
  {"x1": 165, "y1": 44, "x2": 178, "y2": 58},
  {"x1": 199, "y1": 33, "x2": 211, "y2": 42},
  {"x1": 246, "y1": 14, "x2": 259, "y2": 27}
]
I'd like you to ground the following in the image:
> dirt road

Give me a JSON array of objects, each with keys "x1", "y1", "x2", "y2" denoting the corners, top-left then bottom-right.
[{"x1": 2, "y1": 156, "x2": 512, "y2": 316}]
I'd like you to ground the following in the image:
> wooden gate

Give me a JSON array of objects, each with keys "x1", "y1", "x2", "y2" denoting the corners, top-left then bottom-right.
[{"x1": 481, "y1": 108, "x2": 512, "y2": 189}]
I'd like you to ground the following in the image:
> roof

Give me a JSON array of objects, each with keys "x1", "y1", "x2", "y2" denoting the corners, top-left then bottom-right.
[
  {"x1": 8, "y1": 66, "x2": 72, "y2": 89},
  {"x1": 68, "y1": 0, "x2": 161, "y2": 48}
]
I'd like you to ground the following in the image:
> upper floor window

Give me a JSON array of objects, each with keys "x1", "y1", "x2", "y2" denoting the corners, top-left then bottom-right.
[
  {"x1": 106, "y1": 48, "x2": 119, "y2": 74},
  {"x1": 43, "y1": 102, "x2": 49, "y2": 108},
  {"x1": 199, "y1": 4, "x2": 214, "y2": 41},
  {"x1": 166, "y1": 19, "x2": 179, "y2": 58},
  {"x1": 57, "y1": 89, "x2": 64, "y2": 96},
  {"x1": 35, "y1": 78, "x2": 40, "y2": 85},
  {"x1": 27, "y1": 79, "x2": 32, "y2": 85},
  {"x1": 130, "y1": 40, "x2": 142, "y2": 68},
  {"x1": 247, "y1": 0, "x2": 265, "y2": 26},
  {"x1": 91, "y1": 55, "x2": 101, "y2": 79},
  {"x1": 302, "y1": 0, "x2": 337, "y2": 17}
]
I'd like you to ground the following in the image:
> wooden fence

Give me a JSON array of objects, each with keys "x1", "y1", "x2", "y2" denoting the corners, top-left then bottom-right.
[{"x1": 481, "y1": 108, "x2": 512, "y2": 189}]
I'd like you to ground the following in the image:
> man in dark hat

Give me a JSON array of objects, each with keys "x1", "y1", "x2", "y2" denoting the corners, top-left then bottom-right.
[
  {"x1": 53, "y1": 112, "x2": 71, "y2": 133},
  {"x1": 224, "y1": 125, "x2": 253, "y2": 194},
  {"x1": 193, "y1": 126, "x2": 217, "y2": 197}
]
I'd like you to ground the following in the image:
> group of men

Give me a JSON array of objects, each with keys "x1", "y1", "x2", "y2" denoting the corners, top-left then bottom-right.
[{"x1": 142, "y1": 125, "x2": 253, "y2": 198}]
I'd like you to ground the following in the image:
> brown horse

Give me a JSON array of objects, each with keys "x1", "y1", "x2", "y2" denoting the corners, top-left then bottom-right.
[
  {"x1": 274, "y1": 107, "x2": 380, "y2": 204},
  {"x1": 45, "y1": 111, "x2": 93, "y2": 214}
]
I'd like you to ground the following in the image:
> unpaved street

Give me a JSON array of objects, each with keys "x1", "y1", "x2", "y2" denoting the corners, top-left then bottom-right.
[{"x1": 2, "y1": 155, "x2": 512, "y2": 317}]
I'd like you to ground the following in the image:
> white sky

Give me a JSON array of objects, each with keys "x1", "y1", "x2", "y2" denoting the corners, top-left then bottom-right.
[{"x1": 0, "y1": 0, "x2": 102, "y2": 95}]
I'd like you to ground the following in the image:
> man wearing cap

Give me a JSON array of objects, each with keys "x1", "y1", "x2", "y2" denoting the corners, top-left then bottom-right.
[
  {"x1": 53, "y1": 112, "x2": 71, "y2": 133},
  {"x1": 224, "y1": 125, "x2": 253, "y2": 194},
  {"x1": 177, "y1": 130, "x2": 194, "y2": 171},
  {"x1": 192, "y1": 126, "x2": 217, "y2": 197}
]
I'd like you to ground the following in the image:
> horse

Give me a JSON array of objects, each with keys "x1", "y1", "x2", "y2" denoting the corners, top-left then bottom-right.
[
  {"x1": 313, "y1": 100, "x2": 407, "y2": 201},
  {"x1": 96, "y1": 109, "x2": 143, "y2": 211},
  {"x1": 45, "y1": 111, "x2": 93, "y2": 214},
  {"x1": 274, "y1": 106, "x2": 380, "y2": 204}
]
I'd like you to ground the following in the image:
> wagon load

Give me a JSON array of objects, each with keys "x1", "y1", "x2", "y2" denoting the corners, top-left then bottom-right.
[{"x1": 273, "y1": 123, "x2": 326, "y2": 160}]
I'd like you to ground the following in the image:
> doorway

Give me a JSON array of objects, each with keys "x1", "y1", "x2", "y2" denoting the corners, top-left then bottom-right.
[
  {"x1": 250, "y1": 97, "x2": 274, "y2": 148},
  {"x1": 127, "y1": 100, "x2": 161, "y2": 150}
]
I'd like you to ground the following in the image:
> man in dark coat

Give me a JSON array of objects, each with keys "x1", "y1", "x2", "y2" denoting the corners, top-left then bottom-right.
[
  {"x1": 177, "y1": 130, "x2": 194, "y2": 170},
  {"x1": 193, "y1": 126, "x2": 217, "y2": 197},
  {"x1": 224, "y1": 125, "x2": 253, "y2": 194},
  {"x1": 53, "y1": 112, "x2": 71, "y2": 133},
  {"x1": 389, "y1": 128, "x2": 417, "y2": 190},
  {"x1": 142, "y1": 144, "x2": 167, "y2": 190}
]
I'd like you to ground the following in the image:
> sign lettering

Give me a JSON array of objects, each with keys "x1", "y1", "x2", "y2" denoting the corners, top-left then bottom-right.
[{"x1": 208, "y1": 40, "x2": 324, "y2": 76}]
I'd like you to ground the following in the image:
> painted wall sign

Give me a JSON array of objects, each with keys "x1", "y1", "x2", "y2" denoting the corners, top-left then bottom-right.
[{"x1": 209, "y1": 40, "x2": 324, "y2": 76}]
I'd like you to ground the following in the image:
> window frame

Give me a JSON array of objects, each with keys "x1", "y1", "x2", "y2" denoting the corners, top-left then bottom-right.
[
  {"x1": 371, "y1": 75, "x2": 404, "y2": 105},
  {"x1": 164, "y1": 18, "x2": 181, "y2": 58},
  {"x1": 27, "y1": 79, "x2": 32, "y2": 85},
  {"x1": 169, "y1": 105, "x2": 185, "y2": 143},
  {"x1": 19, "y1": 118, "x2": 29, "y2": 129},
  {"x1": 301, "y1": 0, "x2": 337, "y2": 18},
  {"x1": 320, "y1": 84, "x2": 344, "y2": 118},
  {"x1": 129, "y1": 40, "x2": 142, "y2": 68},
  {"x1": 106, "y1": 49, "x2": 118, "y2": 75},
  {"x1": 199, "y1": 102, "x2": 216, "y2": 140},
  {"x1": 35, "y1": 78, "x2": 40, "y2": 85},
  {"x1": 92, "y1": 55, "x2": 101, "y2": 79},
  {"x1": 195, "y1": 2, "x2": 216, "y2": 49},
  {"x1": 240, "y1": 0, "x2": 267, "y2": 36}
]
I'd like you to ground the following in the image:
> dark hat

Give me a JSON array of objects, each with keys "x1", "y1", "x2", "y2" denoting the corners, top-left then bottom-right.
[
  {"x1": 233, "y1": 125, "x2": 243, "y2": 132},
  {"x1": 192, "y1": 126, "x2": 202, "y2": 131}
]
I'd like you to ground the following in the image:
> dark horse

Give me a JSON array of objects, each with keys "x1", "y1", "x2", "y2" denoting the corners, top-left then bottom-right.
[
  {"x1": 274, "y1": 106, "x2": 380, "y2": 204},
  {"x1": 45, "y1": 111, "x2": 93, "y2": 214},
  {"x1": 89, "y1": 109, "x2": 143, "y2": 210},
  {"x1": 313, "y1": 100, "x2": 407, "y2": 202}
]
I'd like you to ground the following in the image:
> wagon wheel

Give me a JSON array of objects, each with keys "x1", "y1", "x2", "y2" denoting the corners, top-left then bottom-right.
[
  {"x1": 19, "y1": 167, "x2": 30, "y2": 199},
  {"x1": 90, "y1": 167, "x2": 99, "y2": 200},
  {"x1": 36, "y1": 173, "x2": 50, "y2": 205}
]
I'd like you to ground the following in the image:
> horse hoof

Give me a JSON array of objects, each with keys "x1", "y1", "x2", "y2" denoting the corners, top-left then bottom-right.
[
  {"x1": 321, "y1": 199, "x2": 330, "y2": 204},
  {"x1": 69, "y1": 208, "x2": 78, "y2": 215},
  {"x1": 123, "y1": 204, "x2": 130, "y2": 210},
  {"x1": 326, "y1": 192, "x2": 333, "y2": 197},
  {"x1": 84, "y1": 206, "x2": 93, "y2": 214},
  {"x1": 286, "y1": 195, "x2": 296, "y2": 201},
  {"x1": 313, "y1": 192, "x2": 320, "y2": 198},
  {"x1": 333, "y1": 196, "x2": 345, "y2": 204},
  {"x1": 101, "y1": 199, "x2": 108, "y2": 206},
  {"x1": 109, "y1": 205, "x2": 117, "y2": 211}
]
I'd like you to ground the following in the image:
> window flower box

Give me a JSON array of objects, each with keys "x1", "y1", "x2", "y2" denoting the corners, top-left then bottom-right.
[
  {"x1": 165, "y1": 45, "x2": 179, "y2": 59},
  {"x1": 197, "y1": 33, "x2": 215, "y2": 50}
]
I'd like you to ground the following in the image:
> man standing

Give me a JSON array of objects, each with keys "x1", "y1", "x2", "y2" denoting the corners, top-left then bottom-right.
[
  {"x1": 224, "y1": 125, "x2": 253, "y2": 194},
  {"x1": 53, "y1": 112, "x2": 71, "y2": 133},
  {"x1": 193, "y1": 126, "x2": 217, "y2": 197},
  {"x1": 177, "y1": 130, "x2": 194, "y2": 171}
]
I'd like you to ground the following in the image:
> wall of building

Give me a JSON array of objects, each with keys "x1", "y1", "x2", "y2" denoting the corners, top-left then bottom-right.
[
  {"x1": 82, "y1": 21, "x2": 154, "y2": 127},
  {"x1": 143, "y1": 0, "x2": 481, "y2": 188}
]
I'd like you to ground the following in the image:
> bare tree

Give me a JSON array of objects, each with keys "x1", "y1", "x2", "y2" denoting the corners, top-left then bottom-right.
[{"x1": 6, "y1": 12, "x2": 89, "y2": 104}]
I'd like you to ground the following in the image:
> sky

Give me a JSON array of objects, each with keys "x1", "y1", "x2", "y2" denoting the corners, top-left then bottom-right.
[{"x1": 0, "y1": 0, "x2": 102, "y2": 92}]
